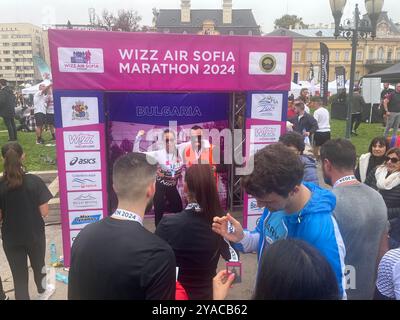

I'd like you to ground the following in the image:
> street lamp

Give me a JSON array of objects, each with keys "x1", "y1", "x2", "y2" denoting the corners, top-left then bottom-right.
[{"x1": 330, "y1": 0, "x2": 384, "y2": 139}]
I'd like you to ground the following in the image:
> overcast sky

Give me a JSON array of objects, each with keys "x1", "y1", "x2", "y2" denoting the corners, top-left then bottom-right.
[{"x1": 1, "y1": 0, "x2": 399, "y2": 33}]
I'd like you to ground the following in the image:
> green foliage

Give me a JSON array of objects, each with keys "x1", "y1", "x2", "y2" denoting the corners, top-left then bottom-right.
[
  {"x1": 0, "y1": 120, "x2": 56, "y2": 172},
  {"x1": 274, "y1": 14, "x2": 308, "y2": 29},
  {"x1": 330, "y1": 119, "x2": 385, "y2": 157}
]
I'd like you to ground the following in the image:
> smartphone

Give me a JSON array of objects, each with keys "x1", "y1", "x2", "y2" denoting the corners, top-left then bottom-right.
[{"x1": 226, "y1": 261, "x2": 242, "y2": 284}]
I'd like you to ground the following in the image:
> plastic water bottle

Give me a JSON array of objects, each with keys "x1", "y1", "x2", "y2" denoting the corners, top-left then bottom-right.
[
  {"x1": 55, "y1": 273, "x2": 68, "y2": 285},
  {"x1": 50, "y1": 243, "x2": 58, "y2": 265}
]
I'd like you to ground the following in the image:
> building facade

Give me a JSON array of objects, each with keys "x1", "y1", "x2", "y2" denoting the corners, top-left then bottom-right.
[
  {"x1": 155, "y1": 0, "x2": 261, "y2": 36},
  {"x1": 0, "y1": 23, "x2": 45, "y2": 85},
  {"x1": 267, "y1": 12, "x2": 400, "y2": 82}
]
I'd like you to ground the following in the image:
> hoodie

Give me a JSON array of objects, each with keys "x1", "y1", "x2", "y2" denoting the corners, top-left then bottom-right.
[
  {"x1": 300, "y1": 155, "x2": 319, "y2": 185},
  {"x1": 234, "y1": 182, "x2": 346, "y2": 298}
]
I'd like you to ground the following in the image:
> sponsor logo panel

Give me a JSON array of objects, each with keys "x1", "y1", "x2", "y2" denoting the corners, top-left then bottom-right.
[
  {"x1": 67, "y1": 191, "x2": 103, "y2": 210},
  {"x1": 247, "y1": 197, "x2": 265, "y2": 216},
  {"x1": 58, "y1": 47, "x2": 104, "y2": 73},
  {"x1": 66, "y1": 171, "x2": 102, "y2": 191},
  {"x1": 251, "y1": 93, "x2": 283, "y2": 121},
  {"x1": 68, "y1": 211, "x2": 103, "y2": 230},
  {"x1": 63, "y1": 131, "x2": 100, "y2": 151},
  {"x1": 246, "y1": 214, "x2": 262, "y2": 231},
  {"x1": 70, "y1": 230, "x2": 81, "y2": 247},
  {"x1": 65, "y1": 151, "x2": 101, "y2": 171},
  {"x1": 61, "y1": 97, "x2": 99, "y2": 128},
  {"x1": 250, "y1": 125, "x2": 281, "y2": 144},
  {"x1": 249, "y1": 52, "x2": 287, "y2": 75}
]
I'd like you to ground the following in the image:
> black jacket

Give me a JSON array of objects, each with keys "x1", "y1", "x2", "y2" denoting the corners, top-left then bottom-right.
[
  {"x1": 155, "y1": 208, "x2": 231, "y2": 300},
  {"x1": 350, "y1": 93, "x2": 365, "y2": 114},
  {"x1": 365, "y1": 167, "x2": 400, "y2": 220},
  {"x1": 289, "y1": 112, "x2": 319, "y2": 135},
  {"x1": 365, "y1": 167, "x2": 400, "y2": 242},
  {"x1": 0, "y1": 86, "x2": 16, "y2": 118}
]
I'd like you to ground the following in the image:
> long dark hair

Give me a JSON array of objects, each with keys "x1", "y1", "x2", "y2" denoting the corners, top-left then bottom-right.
[
  {"x1": 184, "y1": 164, "x2": 223, "y2": 223},
  {"x1": 254, "y1": 239, "x2": 339, "y2": 300},
  {"x1": 369, "y1": 136, "x2": 389, "y2": 155},
  {"x1": 1, "y1": 142, "x2": 25, "y2": 189}
]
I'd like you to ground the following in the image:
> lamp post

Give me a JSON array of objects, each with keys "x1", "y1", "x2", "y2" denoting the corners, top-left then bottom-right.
[{"x1": 330, "y1": 0, "x2": 384, "y2": 139}]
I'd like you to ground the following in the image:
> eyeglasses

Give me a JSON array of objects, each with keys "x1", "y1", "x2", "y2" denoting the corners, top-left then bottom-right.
[
  {"x1": 385, "y1": 156, "x2": 400, "y2": 164},
  {"x1": 165, "y1": 138, "x2": 175, "y2": 143}
]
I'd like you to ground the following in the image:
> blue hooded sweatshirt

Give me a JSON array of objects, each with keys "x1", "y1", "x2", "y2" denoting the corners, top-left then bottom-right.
[
  {"x1": 234, "y1": 182, "x2": 346, "y2": 298},
  {"x1": 300, "y1": 155, "x2": 319, "y2": 186}
]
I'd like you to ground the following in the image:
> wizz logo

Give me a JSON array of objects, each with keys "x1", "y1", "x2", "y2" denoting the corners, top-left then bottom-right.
[{"x1": 68, "y1": 134, "x2": 95, "y2": 146}]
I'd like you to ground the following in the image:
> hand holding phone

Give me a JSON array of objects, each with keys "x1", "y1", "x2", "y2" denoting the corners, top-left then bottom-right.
[{"x1": 226, "y1": 261, "x2": 242, "y2": 284}]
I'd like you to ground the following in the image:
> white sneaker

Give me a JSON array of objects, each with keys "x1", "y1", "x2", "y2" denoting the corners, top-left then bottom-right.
[{"x1": 36, "y1": 284, "x2": 55, "y2": 300}]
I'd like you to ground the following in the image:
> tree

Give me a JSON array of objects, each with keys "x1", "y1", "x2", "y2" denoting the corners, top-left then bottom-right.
[
  {"x1": 100, "y1": 9, "x2": 116, "y2": 31},
  {"x1": 114, "y1": 9, "x2": 142, "y2": 32},
  {"x1": 274, "y1": 15, "x2": 308, "y2": 30},
  {"x1": 96, "y1": 9, "x2": 142, "y2": 32},
  {"x1": 152, "y1": 7, "x2": 159, "y2": 26}
]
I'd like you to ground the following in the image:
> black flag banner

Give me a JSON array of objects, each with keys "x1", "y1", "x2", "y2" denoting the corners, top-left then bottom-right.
[
  {"x1": 320, "y1": 42, "x2": 329, "y2": 105},
  {"x1": 335, "y1": 66, "x2": 347, "y2": 98}
]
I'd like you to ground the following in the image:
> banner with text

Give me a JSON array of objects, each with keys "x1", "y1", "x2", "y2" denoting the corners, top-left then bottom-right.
[
  {"x1": 107, "y1": 92, "x2": 230, "y2": 211},
  {"x1": 320, "y1": 43, "x2": 329, "y2": 106},
  {"x1": 54, "y1": 91, "x2": 108, "y2": 267},
  {"x1": 49, "y1": 30, "x2": 292, "y2": 92}
]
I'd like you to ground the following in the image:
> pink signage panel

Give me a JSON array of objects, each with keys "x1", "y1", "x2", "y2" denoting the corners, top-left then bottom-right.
[
  {"x1": 56, "y1": 123, "x2": 108, "y2": 267},
  {"x1": 49, "y1": 30, "x2": 292, "y2": 92},
  {"x1": 242, "y1": 118, "x2": 286, "y2": 229}
]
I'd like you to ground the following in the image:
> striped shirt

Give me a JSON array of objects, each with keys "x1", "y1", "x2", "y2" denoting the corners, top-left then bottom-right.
[{"x1": 376, "y1": 248, "x2": 400, "y2": 300}]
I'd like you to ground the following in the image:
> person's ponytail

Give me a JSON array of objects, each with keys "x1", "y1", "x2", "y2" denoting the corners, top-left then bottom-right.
[{"x1": 1, "y1": 142, "x2": 24, "y2": 189}]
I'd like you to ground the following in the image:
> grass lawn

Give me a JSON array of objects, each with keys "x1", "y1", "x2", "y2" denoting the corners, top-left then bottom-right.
[
  {"x1": 0, "y1": 119, "x2": 56, "y2": 172},
  {"x1": 331, "y1": 118, "x2": 385, "y2": 157}
]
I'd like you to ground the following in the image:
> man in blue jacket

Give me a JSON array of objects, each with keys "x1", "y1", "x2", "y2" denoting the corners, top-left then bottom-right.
[{"x1": 212, "y1": 143, "x2": 346, "y2": 298}]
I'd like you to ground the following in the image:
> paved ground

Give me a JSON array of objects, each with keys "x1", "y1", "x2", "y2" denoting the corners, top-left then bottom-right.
[
  {"x1": 0, "y1": 171, "x2": 258, "y2": 300},
  {"x1": 0, "y1": 164, "x2": 328, "y2": 300}
]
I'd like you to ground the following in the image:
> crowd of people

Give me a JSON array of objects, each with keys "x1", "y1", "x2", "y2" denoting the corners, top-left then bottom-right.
[
  {"x1": 1, "y1": 84, "x2": 400, "y2": 301},
  {"x1": 0, "y1": 79, "x2": 54, "y2": 145},
  {"x1": 69, "y1": 135, "x2": 400, "y2": 301}
]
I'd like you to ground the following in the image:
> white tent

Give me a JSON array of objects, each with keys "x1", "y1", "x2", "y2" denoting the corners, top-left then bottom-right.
[
  {"x1": 21, "y1": 80, "x2": 51, "y2": 95},
  {"x1": 380, "y1": 83, "x2": 395, "y2": 90},
  {"x1": 328, "y1": 80, "x2": 350, "y2": 95},
  {"x1": 298, "y1": 80, "x2": 312, "y2": 88},
  {"x1": 290, "y1": 82, "x2": 303, "y2": 97}
]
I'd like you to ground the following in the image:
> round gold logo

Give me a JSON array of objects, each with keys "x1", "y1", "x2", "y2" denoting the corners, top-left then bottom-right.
[{"x1": 259, "y1": 54, "x2": 277, "y2": 73}]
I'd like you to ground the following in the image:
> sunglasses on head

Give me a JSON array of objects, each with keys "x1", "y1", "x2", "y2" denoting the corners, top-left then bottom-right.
[{"x1": 386, "y1": 156, "x2": 400, "y2": 164}]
